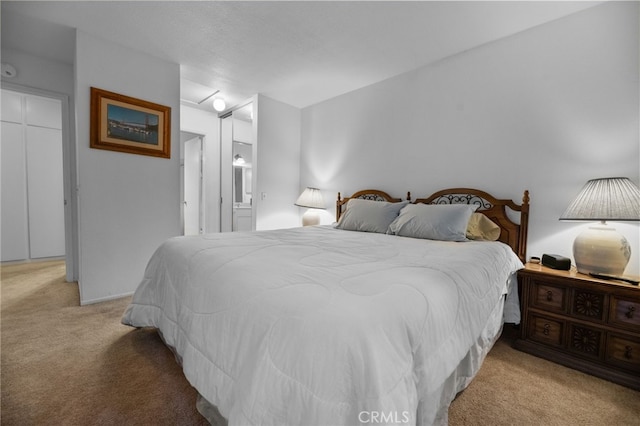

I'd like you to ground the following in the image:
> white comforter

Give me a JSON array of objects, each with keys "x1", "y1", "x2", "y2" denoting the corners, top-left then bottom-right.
[{"x1": 122, "y1": 226, "x2": 523, "y2": 425}]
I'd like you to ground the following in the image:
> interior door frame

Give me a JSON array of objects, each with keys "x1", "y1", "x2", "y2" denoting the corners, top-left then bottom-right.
[
  {"x1": 2, "y1": 82, "x2": 78, "y2": 282},
  {"x1": 219, "y1": 114, "x2": 233, "y2": 232},
  {"x1": 219, "y1": 96, "x2": 257, "y2": 232},
  {"x1": 180, "y1": 130, "x2": 205, "y2": 235}
]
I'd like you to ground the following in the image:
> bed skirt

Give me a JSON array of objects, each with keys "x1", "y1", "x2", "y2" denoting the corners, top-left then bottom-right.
[{"x1": 194, "y1": 294, "x2": 507, "y2": 426}]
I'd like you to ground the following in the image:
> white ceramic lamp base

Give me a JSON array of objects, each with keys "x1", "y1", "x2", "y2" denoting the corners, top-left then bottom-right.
[
  {"x1": 301, "y1": 209, "x2": 321, "y2": 226},
  {"x1": 573, "y1": 224, "x2": 631, "y2": 275}
]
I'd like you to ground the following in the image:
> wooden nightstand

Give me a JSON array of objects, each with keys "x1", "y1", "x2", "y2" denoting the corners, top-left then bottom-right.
[{"x1": 514, "y1": 263, "x2": 640, "y2": 390}]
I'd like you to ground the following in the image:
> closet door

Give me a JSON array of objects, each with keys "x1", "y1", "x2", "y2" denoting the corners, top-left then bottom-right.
[
  {"x1": 220, "y1": 115, "x2": 233, "y2": 232},
  {"x1": 25, "y1": 95, "x2": 64, "y2": 259},
  {"x1": 1, "y1": 121, "x2": 29, "y2": 261},
  {"x1": 26, "y1": 126, "x2": 65, "y2": 258},
  {"x1": 0, "y1": 90, "x2": 64, "y2": 261}
]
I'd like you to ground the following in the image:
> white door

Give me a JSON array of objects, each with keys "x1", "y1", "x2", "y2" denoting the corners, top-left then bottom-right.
[
  {"x1": 0, "y1": 89, "x2": 65, "y2": 261},
  {"x1": 1, "y1": 121, "x2": 29, "y2": 260},
  {"x1": 26, "y1": 126, "x2": 65, "y2": 258},
  {"x1": 220, "y1": 102, "x2": 255, "y2": 233},
  {"x1": 183, "y1": 135, "x2": 203, "y2": 235},
  {"x1": 220, "y1": 116, "x2": 233, "y2": 232}
]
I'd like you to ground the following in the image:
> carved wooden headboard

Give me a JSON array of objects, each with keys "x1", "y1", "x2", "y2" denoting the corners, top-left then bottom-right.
[
  {"x1": 336, "y1": 187, "x2": 530, "y2": 263},
  {"x1": 414, "y1": 188, "x2": 530, "y2": 263},
  {"x1": 336, "y1": 189, "x2": 409, "y2": 221}
]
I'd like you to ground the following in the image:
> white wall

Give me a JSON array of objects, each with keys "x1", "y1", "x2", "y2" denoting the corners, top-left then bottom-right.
[
  {"x1": 180, "y1": 105, "x2": 220, "y2": 233},
  {"x1": 300, "y1": 2, "x2": 640, "y2": 274},
  {"x1": 0, "y1": 48, "x2": 74, "y2": 95},
  {"x1": 75, "y1": 31, "x2": 181, "y2": 304},
  {"x1": 255, "y1": 95, "x2": 302, "y2": 230}
]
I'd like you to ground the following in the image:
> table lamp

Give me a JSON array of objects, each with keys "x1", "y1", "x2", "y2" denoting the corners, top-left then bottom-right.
[
  {"x1": 560, "y1": 177, "x2": 640, "y2": 276},
  {"x1": 295, "y1": 187, "x2": 325, "y2": 226}
]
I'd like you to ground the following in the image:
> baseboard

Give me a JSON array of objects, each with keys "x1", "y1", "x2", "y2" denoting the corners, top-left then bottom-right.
[
  {"x1": 1, "y1": 256, "x2": 65, "y2": 265},
  {"x1": 80, "y1": 291, "x2": 134, "y2": 306}
]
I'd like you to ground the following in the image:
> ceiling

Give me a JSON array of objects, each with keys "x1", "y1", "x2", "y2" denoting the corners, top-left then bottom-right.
[{"x1": 1, "y1": 1, "x2": 601, "y2": 112}]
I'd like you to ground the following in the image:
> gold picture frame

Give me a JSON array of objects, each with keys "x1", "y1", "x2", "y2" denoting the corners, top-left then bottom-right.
[{"x1": 90, "y1": 87, "x2": 171, "y2": 159}]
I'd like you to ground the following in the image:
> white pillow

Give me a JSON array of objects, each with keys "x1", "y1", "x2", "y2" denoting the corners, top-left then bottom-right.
[
  {"x1": 336, "y1": 198, "x2": 408, "y2": 234},
  {"x1": 388, "y1": 203, "x2": 479, "y2": 241}
]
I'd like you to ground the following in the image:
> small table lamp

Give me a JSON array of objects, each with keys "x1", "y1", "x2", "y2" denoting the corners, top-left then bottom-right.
[
  {"x1": 295, "y1": 187, "x2": 325, "y2": 226},
  {"x1": 560, "y1": 177, "x2": 640, "y2": 275}
]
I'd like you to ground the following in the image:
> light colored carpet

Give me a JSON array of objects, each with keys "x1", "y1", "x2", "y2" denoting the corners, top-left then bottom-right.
[{"x1": 1, "y1": 260, "x2": 638, "y2": 425}]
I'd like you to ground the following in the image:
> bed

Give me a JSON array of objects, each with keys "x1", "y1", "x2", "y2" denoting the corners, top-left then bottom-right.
[{"x1": 122, "y1": 187, "x2": 530, "y2": 426}]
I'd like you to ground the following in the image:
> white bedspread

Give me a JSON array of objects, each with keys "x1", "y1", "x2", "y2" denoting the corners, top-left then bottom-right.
[{"x1": 122, "y1": 226, "x2": 523, "y2": 425}]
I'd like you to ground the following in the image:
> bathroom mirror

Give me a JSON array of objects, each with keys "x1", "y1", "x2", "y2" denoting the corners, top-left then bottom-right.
[
  {"x1": 232, "y1": 141, "x2": 252, "y2": 205},
  {"x1": 220, "y1": 101, "x2": 254, "y2": 232}
]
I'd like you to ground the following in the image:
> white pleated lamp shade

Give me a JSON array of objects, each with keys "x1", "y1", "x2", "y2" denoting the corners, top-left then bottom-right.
[
  {"x1": 295, "y1": 187, "x2": 325, "y2": 226},
  {"x1": 560, "y1": 177, "x2": 640, "y2": 275},
  {"x1": 295, "y1": 187, "x2": 325, "y2": 209},
  {"x1": 560, "y1": 177, "x2": 640, "y2": 221}
]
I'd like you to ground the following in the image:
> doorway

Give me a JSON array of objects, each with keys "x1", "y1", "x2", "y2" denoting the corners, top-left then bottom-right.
[
  {"x1": 220, "y1": 101, "x2": 255, "y2": 232},
  {"x1": 232, "y1": 140, "x2": 253, "y2": 231},
  {"x1": 180, "y1": 131, "x2": 204, "y2": 235},
  {"x1": 1, "y1": 87, "x2": 68, "y2": 266}
]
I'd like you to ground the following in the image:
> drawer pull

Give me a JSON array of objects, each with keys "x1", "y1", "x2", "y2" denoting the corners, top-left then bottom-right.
[
  {"x1": 624, "y1": 346, "x2": 633, "y2": 359},
  {"x1": 546, "y1": 291, "x2": 553, "y2": 302},
  {"x1": 625, "y1": 306, "x2": 635, "y2": 319},
  {"x1": 543, "y1": 323, "x2": 551, "y2": 335}
]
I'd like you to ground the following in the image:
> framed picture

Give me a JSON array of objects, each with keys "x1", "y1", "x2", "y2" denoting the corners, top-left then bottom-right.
[{"x1": 90, "y1": 87, "x2": 171, "y2": 158}]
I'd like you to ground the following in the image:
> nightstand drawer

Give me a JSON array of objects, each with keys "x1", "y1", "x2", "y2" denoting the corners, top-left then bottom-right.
[
  {"x1": 528, "y1": 314, "x2": 564, "y2": 347},
  {"x1": 572, "y1": 289, "x2": 605, "y2": 322},
  {"x1": 606, "y1": 333, "x2": 640, "y2": 372},
  {"x1": 568, "y1": 323, "x2": 603, "y2": 359},
  {"x1": 610, "y1": 297, "x2": 640, "y2": 331},
  {"x1": 532, "y1": 282, "x2": 566, "y2": 312}
]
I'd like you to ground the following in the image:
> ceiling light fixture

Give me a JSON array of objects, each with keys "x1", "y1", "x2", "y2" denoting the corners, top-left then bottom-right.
[{"x1": 213, "y1": 97, "x2": 226, "y2": 112}]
